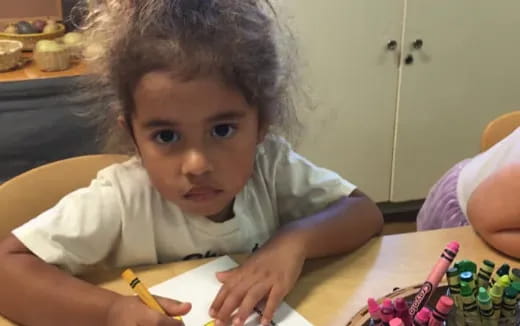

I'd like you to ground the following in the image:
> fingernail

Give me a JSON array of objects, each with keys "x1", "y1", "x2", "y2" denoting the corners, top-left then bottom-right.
[
  {"x1": 232, "y1": 317, "x2": 241, "y2": 326},
  {"x1": 261, "y1": 318, "x2": 270, "y2": 326},
  {"x1": 209, "y1": 308, "x2": 216, "y2": 317},
  {"x1": 215, "y1": 320, "x2": 224, "y2": 326}
]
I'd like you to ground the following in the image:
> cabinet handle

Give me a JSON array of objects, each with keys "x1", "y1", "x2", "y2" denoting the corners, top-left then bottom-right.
[
  {"x1": 412, "y1": 39, "x2": 423, "y2": 50},
  {"x1": 404, "y1": 54, "x2": 414, "y2": 65},
  {"x1": 387, "y1": 40, "x2": 398, "y2": 50}
]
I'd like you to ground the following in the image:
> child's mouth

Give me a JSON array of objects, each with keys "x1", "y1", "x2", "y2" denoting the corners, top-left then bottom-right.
[{"x1": 184, "y1": 187, "x2": 223, "y2": 201}]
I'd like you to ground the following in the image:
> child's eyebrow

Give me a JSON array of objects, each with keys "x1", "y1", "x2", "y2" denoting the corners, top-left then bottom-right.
[
  {"x1": 141, "y1": 111, "x2": 247, "y2": 129},
  {"x1": 206, "y1": 110, "x2": 247, "y2": 122},
  {"x1": 142, "y1": 119, "x2": 176, "y2": 129}
]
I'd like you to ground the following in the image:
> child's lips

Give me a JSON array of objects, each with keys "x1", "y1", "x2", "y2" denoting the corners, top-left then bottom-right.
[{"x1": 184, "y1": 187, "x2": 223, "y2": 201}]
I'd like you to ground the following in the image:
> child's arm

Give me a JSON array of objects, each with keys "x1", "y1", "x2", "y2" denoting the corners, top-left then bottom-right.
[
  {"x1": 210, "y1": 190, "x2": 382, "y2": 326},
  {"x1": 278, "y1": 189, "x2": 383, "y2": 258},
  {"x1": 467, "y1": 162, "x2": 520, "y2": 258},
  {"x1": 0, "y1": 235, "x2": 189, "y2": 326}
]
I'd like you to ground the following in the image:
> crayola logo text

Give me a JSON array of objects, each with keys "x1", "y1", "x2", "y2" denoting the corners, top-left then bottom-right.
[{"x1": 409, "y1": 282, "x2": 433, "y2": 315}]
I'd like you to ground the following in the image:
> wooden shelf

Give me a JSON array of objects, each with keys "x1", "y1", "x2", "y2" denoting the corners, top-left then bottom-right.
[{"x1": 0, "y1": 53, "x2": 86, "y2": 82}]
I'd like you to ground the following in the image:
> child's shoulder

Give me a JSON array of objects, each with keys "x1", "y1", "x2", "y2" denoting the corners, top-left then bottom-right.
[
  {"x1": 94, "y1": 156, "x2": 151, "y2": 191},
  {"x1": 257, "y1": 134, "x2": 292, "y2": 157}
]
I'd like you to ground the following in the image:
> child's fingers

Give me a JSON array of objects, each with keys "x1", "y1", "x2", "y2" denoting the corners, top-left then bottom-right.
[
  {"x1": 210, "y1": 282, "x2": 232, "y2": 317},
  {"x1": 261, "y1": 286, "x2": 285, "y2": 326},
  {"x1": 155, "y1": 296, "x2": 192, "y2": 316},
  {"x1": 210, "y1": 272, "x2": 244, "y2": 318},
  {"x1": 235, "y1": 283, "x2": 270, "y2": 326},
  {"x1": 214, "y1": 285, "x2": 249, "y2": 325},
  {"x1": 142, "y1": 305, "x2": 185, "y2": 326},
  {"x1": 216, "y1": 267, "x2": 237, "y2": 283}
]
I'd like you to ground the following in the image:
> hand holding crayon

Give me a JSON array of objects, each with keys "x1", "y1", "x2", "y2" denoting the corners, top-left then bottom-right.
[{"x1": 115, "y1": 268, "x2": 191, "y2": 325}]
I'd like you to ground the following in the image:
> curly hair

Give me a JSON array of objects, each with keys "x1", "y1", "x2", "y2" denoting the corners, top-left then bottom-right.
[{"x1": 79, "y1": 0, "x2": 302, "y2": 153}]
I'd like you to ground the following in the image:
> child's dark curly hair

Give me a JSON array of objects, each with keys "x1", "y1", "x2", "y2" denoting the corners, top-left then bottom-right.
[{"x1": 81, "y1": 0, "x2": 301, "y2": 153}]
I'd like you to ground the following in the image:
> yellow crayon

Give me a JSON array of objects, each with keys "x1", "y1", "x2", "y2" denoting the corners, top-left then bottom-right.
[{"x1": 122, "y1": 269, "x2": 183, "y2": 321}]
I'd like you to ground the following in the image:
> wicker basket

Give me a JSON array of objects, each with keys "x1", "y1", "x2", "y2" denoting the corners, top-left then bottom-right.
[
  {"x1": 0, "y1": 23, "x2": 66, "y2": 51},
  {"x1": 347, "y1": 284, "x2": 519, "y2": 326},
  {"x1": 0, "y1": 39, "x2": 23, "y2": 72},
  {"x1": 33, "y1": 47, "x2": 70, "y2": 72}
]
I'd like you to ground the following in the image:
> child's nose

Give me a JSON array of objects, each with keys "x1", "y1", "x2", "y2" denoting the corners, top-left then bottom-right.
[{"x1": 181, "y1": 150, "x2": 213, "y2": 176}]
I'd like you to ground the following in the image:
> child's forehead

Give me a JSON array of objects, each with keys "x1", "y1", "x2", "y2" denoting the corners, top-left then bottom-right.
[
  {"x1": 135, "y1": 71, "x2": 232, "y2": 97},
  {"x1": 133, "y1": 71, "x2": 252, "y2": 121}
]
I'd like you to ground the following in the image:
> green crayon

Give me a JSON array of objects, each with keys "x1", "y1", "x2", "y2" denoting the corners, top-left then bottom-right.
[
  {"x1": 477, "y1": 287, "x2": 494, "y2": 322},
  {"x1": 446, "y1": 267, "x2": 463, "y2": 309},
  {"x1": 454, "y1": 261, "x2": 461, "y2": 270},
  {"x1": 461, "y1": 282, "x2": 479, "y2": 320},
  {"x1": 491, "y1": 263, "x2": 510, "y2": 286},
  {"x1": 512, "y1": 282, "x2": 520, "y2": 300},
  {"x1": 489, "y1": 282, "x2": 504, "y2": 319},
  {"x1": 510, "y1": 268, "x2": 520, "y2": 283},
  {"x1": 497, "y1": 275, "x2": 511, "y2": 289},
  {"x1": 477, "y1": 259, "x2": 495, "y2": 289},
  {"x1": 501, "y1": 286, "x2": 518, "y2": 318},
  {"x1": 460, "y1": 271, "x2": 477, "y2": 296},
  {"x1": 459, "y1": 259, "x2": 478, "y2": 274}
]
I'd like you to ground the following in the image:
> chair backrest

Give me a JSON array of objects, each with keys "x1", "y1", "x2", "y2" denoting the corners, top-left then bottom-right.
[
  {"x1": 481, "y1": 111, "x2": 520, "y2": 152},
  {"x1": 0, "y1": 154, "x2": 129, "y2": 239}
]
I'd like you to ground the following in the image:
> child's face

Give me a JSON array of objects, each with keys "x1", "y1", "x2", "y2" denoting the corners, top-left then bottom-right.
[{"x1": 130, "y1": 72, "x2": 263, "y2": 219}]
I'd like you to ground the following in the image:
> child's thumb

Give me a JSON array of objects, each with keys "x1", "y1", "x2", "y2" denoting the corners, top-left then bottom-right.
[{"x1": 155, "y1": 296, "x2": 192, "y2": 317}]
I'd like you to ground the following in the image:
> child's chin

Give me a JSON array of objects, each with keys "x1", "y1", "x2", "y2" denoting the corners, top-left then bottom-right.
[{"x1": 179, "y1": 202, "x2": 228, "y2": 218}]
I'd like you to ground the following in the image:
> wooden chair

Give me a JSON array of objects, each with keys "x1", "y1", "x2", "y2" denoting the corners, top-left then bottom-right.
[
  {"x1": 0, "y1": 154, "x2": 129, "y2": 239},
  {"x1": 481, "y1": 111, "x2": 520, "y2": 151}
]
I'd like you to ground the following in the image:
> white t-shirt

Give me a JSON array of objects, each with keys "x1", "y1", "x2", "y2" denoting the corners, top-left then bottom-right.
[
  {"x1": 457, "y1": 127, "x2": 520, "y2": 217},
  {"x1": 13, "y1": 136, "x2": 355, "y2": 274}
]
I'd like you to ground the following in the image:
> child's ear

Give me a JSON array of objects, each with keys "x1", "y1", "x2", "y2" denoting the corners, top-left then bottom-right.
[{"x1": 117, "y1": 115, "x2": 129, "y2": 132}]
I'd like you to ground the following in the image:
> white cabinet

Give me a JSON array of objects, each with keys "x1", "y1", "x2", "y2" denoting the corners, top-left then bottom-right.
[
  {"x1": 282, "y1": 0, "x2": 403, "y2": 201},
  {"x1": 282, "y1": 1, "x2": 520, "y2": 202},
  {"x1": 391, "y1": 0, "x2": 520, "y2": 201}
]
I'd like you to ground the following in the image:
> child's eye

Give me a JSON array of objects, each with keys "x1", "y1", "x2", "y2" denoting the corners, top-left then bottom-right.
[
  {"x1": 153, "y1": 130, "x2": 180, "y2": 144},
  {"x1": 211, "y1": 124, "x2": 236, "y2": 139}
]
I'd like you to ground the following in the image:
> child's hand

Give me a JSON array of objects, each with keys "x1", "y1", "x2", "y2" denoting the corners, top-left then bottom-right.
[
  {"x1": 209, "y1": 235, "x2": 306, "y2": 326},
  {"x1": 106, "y1": 295, "x2": 191, "y2": 326}
]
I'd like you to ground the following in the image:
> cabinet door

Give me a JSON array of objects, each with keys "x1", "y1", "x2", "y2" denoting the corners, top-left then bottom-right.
[
  {"x1": 391, "y1": 0, "x2": 520, "y2": 201},
  {"x1": 281, "y1": 0, "x2": 404, "y2": 201}
]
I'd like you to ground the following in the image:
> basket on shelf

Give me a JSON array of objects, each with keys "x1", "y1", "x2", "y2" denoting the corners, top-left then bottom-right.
[
  {"x1": 0, "y1": 39, "x2": 23, "y2": 72},
  {"x1": 33, "y1": 46, "x2": 70, "y2": 72},
  {"x1": 0, "y1": 23, "x2": 66, "y2": 51}
]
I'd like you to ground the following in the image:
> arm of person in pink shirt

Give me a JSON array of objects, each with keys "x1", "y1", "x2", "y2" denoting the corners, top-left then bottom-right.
[{"x1": 467, "y1": 162, "x2": 520, "y2": 258}]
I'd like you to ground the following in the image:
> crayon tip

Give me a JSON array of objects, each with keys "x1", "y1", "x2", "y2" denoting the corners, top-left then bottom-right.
[
  {"x1": 498, "y1": 275, "x2": 511, "y2": 288},
  {"x1": 447, "y1": 241, "x2": 460, "y2": 252},
  {"x1": 382, "y1": 298, "x2": 393, "y2": 309},
  {"x1": 367, "y1": 298, "x2": 380, "y2": 313},
  {"x1": 483, "y1": 259, "x2": 495, "y2": 268},
  {"x1": 505, "y1": 287, "x2": 518, "y2": 299},
  {"x1": 415, "y1": 307, "x2": 431, "y2": 323},
  {"x1": 437, "y1": 296, "x2": 454, "y2": 313},
  {"x1": 477, "y1": 287, "x2": 490, "y2": 303},
  {"x1": 490, "y1": 283, "x2": 504, "y2": 297},
  {"x1": 389, "y1": 317, "x2": 404, "y2": 326},
  {"x1": 394, "y1": 298, "x2": 407, "y2": 310}
]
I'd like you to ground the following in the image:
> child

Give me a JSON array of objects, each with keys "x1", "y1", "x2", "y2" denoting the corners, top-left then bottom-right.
[
  {"x1": 417, "y1": 126, "x2": 520, "y2": 258},
  {"x1": 0, "y1": 1, "x2": 383, "y2": 326}
]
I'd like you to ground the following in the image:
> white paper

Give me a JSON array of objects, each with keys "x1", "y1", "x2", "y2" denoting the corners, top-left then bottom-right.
[{"x1": 149, "y1": 256, "x2": 313, "y2": 326}]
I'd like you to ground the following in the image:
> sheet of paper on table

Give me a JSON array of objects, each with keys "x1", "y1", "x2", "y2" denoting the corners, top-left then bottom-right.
[{"x1": 149, "y1": 256, "x2": 313, "y2": 326}]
